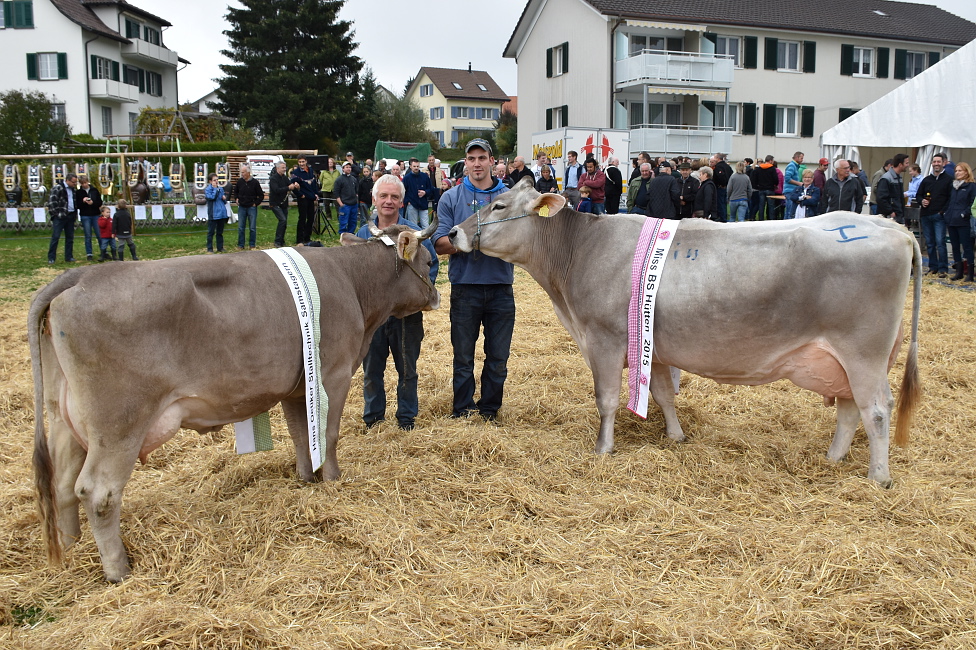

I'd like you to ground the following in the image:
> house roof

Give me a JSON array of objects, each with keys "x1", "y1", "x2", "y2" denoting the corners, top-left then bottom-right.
[
  {"x1": 505, "y1": 0, "x2": 976, "y2": 55},
  {"x1": 82, "y1": 0, "x2": 172, "y2": 27},
  {"x1": 410, "y1": 67, "x2": 510, "y2": 102},
  {"x1": 50, "y1": 0, "x2": 128, "y2": 42}
]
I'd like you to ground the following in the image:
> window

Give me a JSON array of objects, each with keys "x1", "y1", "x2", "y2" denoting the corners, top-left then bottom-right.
[
  {"x1": 123, "y1": 64, "x2": 140, "y2": 86},
  {"x1": 852, "y1": 47, "x2": 873, "y2": 77},
  {"x1": 4, "y1": 0, "x2": 34, "y2": 28},
  {"x1": 419, "y1": 83, "x2": 433, "y2": 97},
  {"x1": 129, "y1": 112, "x2": 138, "y2": 135},
  {"x1": 145, "y1": 71, "x2": 162, "y2": 96},
  {"x1": 476, "y1": 108, "x2": 499, "y2": 120},
  {"x1": 715, "y1": 36, "x2": 740, "y2": 67},
  {"x1": 432, "y1": 131, "x2": 444, "y2": 147},
  {"x1": 452, "y1": 106, "x2": 471, "y2": 119},
  {"x1": 775, "y1": 106, "x2": 798, "y2": 136},
  {"x1": 101, "y1": 106, "x2": 113, "y2": 137},
  {"x1": 143, "y1": 25, "x2": 160, "y2": 45},
  {"x1": 629, "y1": 35, "x2": 682, "y2": 56},
  {"x1": 905, "y1": 51, "x2": 926, "y2": 79},
  {"x1": 546, "y1": 42, "x2": 569, "y2": 77},
  {"x1": 125, "y1": 17, "x2": 140, "y2": 39},
  {"x1": 713, "y1": 103, "x2": 739, "y2": 131},
  {"x1": 777, "y1": 41, "x2": 800, "y2": 71},
  {"x1": 546, "y1": 105, "x2": 568, "y2": 129},
  {"x1": 28, "y1": 52, "x2": 67, "y2": 81},
  {"x1": 628, "y1": 102, "x2": 681, "y2": 126},
  {"x1": 429, "y1": 106, "x2": 443, "y2": 120},
  {"x1": 452, "y1": 82, "x2": 462, "y2": 90},
  {"x1": 91, "y1": 55, "x2": 119, "y2": 81},
  {"x1": 51, "y1": 103, "x2": 66, "y2": 124},
  {"x1": 477, "y1": 84, "x2": 487, "y2": 91}
]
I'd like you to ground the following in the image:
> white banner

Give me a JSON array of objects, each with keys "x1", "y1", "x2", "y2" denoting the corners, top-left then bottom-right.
[
  {"x1": 173, "y1": 204, "x2": 186, "y2": 220},
  {"x1": 134, "y1": 205, "x2": 147, "y2": 220},
  {"x1": 151, "y1": 204, "x2": 164, "y2": 220},
  {"x1": 262, "y1": 247, "x2": 328, "y2": 472},
  {"x1": 5, "y1": 208, "x2": 18, "y2": 224},
  {"x1": 33, "y1": 208, "x2": 46, "y2": 223}
]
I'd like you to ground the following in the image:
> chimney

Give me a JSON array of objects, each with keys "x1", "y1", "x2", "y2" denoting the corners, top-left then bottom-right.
[{"x1": 468, "y1": 62, "x2": 472, "y2": 73}]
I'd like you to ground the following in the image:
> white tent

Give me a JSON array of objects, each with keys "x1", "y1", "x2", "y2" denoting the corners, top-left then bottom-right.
[{"x1": 821, "y1": 38, "x2": 976, "y2": 175}]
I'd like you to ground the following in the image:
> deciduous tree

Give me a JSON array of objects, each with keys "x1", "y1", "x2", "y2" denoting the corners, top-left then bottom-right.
[{"x1": 0, "y1": 90, "x2": 66, "y2": 154}]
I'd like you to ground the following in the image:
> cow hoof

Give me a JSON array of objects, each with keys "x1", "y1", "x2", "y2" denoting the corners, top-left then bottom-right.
[
  {"x1": 593, "y1": 443, "x2": 614, "y2": 455},
  {"x1": 667, "y1": 431, "x2": 686, "y2": 443}
]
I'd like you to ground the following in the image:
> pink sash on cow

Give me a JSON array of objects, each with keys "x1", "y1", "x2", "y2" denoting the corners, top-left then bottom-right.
[{"x1": 627, "y1": 217, "x2": 678, "y2": 418}]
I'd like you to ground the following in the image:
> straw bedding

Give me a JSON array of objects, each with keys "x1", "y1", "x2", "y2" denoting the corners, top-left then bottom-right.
[{"x1": 1, "y1": 266, "x2": 975, "y2": 649}]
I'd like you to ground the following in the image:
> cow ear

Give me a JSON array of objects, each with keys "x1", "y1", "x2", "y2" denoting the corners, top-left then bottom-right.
[
  {"x1": 340, "y1": 233, "x2": 366, "y2": 246},
  {"x1": 396, "y1": 231, "x2": 419, "y2": 261},
  {"x1": 530, "y1": 192, "x2": 567, "y2": 218}
]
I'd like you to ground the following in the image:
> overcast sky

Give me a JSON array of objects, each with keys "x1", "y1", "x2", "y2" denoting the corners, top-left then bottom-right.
[{"x1": 155, "y1": 0, "x2": 976, "y2": 105}]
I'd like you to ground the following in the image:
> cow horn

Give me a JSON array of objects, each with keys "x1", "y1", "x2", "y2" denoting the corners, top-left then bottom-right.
[
  {"x1": 416, "y1": 212, "x2": 438, "y2": 241},
  {"x1": 368, "y1": 221, "x2": 383, "y2": 237}
]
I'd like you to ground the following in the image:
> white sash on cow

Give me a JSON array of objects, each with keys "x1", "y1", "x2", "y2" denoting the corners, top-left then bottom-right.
[
  {"x1": 627, "y1": 217, "x2": 678, "y2": 418},
  {"x1": 252, "y1": 247, "x2": 330, "y2": 472}
]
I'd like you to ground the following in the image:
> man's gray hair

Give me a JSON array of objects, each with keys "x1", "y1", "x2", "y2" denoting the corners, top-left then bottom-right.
[
  {"x1": 699, "y1": 166, "x2": 713, "y2": 178},
  {"x1": 833, "y1": 159, "x2": 849, "y2": 171},
  {"x1": 609, "y1": 157, "x2": 619, "y2": 166},
  {"x1": 372, "y1": 171, "x2": 404, "y2": 201},
  {"x1": 640, "y1": 163, "x2": 652, "y2": 171}
]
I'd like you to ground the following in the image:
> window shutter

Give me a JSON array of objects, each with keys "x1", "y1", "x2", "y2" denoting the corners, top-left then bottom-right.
[
  {"x1": 800, "y1": 106, "x2": 815, "y2": 138},
  {"x1": 91, "y1": 54, "x2": 98, "y2": 79},
  {"x1": 741, "y1": 103, "x2": 757, "y2": 135},
  {"x1": 876, "y1": 47, "x2": 889, "y2": 78},
  {"x1": 13, "y1": 0, "x2": 33, "y2": 27},
  {"x1": 138, "y1": 68, "x2": 145, "y2": 93},
  {"x1": 764, "y1": 38, "x2": 778, "y2": 70},
  {"x1": 451, "y1": 106, "x2": 458, "y2": 118},
  {"x1": 762, "y1": 104, "x2": 776, "y2": 136},
  {"x1": 743, "y1": 36, "x2": 758, "y2": 69},
  {"x1": 111, "y1": 60, "x2": 119, "y2": 81},
  {"x1": 928, "y1": 51, "x2": 940, "y2": 67},
  {"x1": 840, "y1": 44, "x2": 854, "y2": 76},
  {"x1": 3, "y1": 2, "x2": 12, "y2": 28},
  {"x1": 561, "y1": 104, "x2": 568, "y2": 127},
  {"x1": 893, "y1": 49, "x2": 907, "y2": 80},
  {"x1": 562, "y1": 42, "x2": 569, "y2": 74},
  {"x1": 26, "y1": 52, "x2": 37, "y2": 80},
  {"x1": 493, "y1": 108, "x2": 500, "y2": 120},
  {"x1": 57, "y1": 52, "x2": 67, "y2": 79},
  {"x1": 838, "y1": 108, "x2": 857, "y2": 122},
  {"x1": 546, "y1": 108, "x2": 553, "y2": 130},
  {"x1": 546, "y1": 47, "x2": 553, "y2": 78},
  {"x1": 802, "y1": 41, "x2": 816, "y2": 73}
]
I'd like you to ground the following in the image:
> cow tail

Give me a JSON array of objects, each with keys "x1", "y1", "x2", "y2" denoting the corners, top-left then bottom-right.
[
  {"x1": 28, "y1": 272, "x2": 81, "y2": 566},
  {"x1": 894, "y1": 235, "x2": 922, "y2": 448}
]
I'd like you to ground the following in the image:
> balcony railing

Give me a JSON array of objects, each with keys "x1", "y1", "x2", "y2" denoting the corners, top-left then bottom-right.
[
  {"x1": 88, "y1": 78, "x2": 139, "y2": 103},
  {"x1": 629, "y1": 124, "x2": 733, "y2": 156},
  {"x1": 616, "y1": 50, "x2": 734, "y2": 89},
  {"x1": 121, "y1": 39, "x2": 179, "y2": 67}
]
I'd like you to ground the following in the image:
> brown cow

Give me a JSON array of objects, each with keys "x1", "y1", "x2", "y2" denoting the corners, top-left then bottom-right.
[{"x1": 30, "y1": 219, "x2": 439, "y2": 582}]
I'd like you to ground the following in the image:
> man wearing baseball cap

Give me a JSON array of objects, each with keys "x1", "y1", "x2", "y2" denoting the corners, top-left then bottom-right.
[
  {"x1": 813, "y1": 158, "x2": 829, "y2": 192},
  {"x1": 434, "y1": 138, "x2": 514, "y2": 422},
  {"x1": 344, "y1": 152, "x2": 361, "y2": 177}
]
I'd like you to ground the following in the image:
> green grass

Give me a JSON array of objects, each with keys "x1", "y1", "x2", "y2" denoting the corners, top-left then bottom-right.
[{"x1": 0, "y1": 207, "x2": 344, "y2": 280}]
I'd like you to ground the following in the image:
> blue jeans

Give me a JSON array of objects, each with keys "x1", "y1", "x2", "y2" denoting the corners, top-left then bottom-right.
[
  {"x1": 870, "y1": 203, "x2": 879, "y2": 215},
  {"x1": 207, "y1": 218, "x2": 226, "y2": 251},
  {"x1": 450, "y1": 284, "x2": 516, "y2": 417},
  {"x1": 920, "y1": 212, "x2": 948, "y2": 272},
  {"x1": 784, "y1": 188, "x2": 798, "y2": 219},
  {"x1": 947, "y1": 222, "x2": 973, "y2": 274},
  {"x1": 716, "y1": 187, "x2": 728, "y2": 222},
  {"x1": 47, "y1": 217, "x2": 76, "y2": 262},
  {"x1": 751, "y1": 190, "x2": 770, "y2": 219},
  {"x1": 362, "y1": 312, "x2": 424, "y2": 426},
  {"x1": 405, "y1": 204, "x2": 429, "y2": 228},
  {"x1": 730, "y1": 199, "x2": 749, "y2": 222},
  {"x1": 237, "y1": 205, "x2": 257, "y2": 248},
  {"x1": 80, "y1": 215, "x2": 98, "y2": 256},
  {"x1": 590, "y1": 202, "x2": 605, "y2": 215},
  {"x1": 338, "y1": 203, "x2": 358, "y2": 234},
  {"x1": 98, "y1": 236, "x2": 117, "y2": 258}
]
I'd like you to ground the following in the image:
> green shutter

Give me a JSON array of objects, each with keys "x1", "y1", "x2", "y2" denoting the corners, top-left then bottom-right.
[
  {"x1": 802, "y1": 41, "x2": 816, "y2": 73},
  {"x1": 546, "y1": 108, "x2": 552, "y2": 130},
  {"x1": 561, "y1": 104, "x2": 568, "y2": 127},
  {"x1": 838, "y1": 108, "x2": 857, "y2": 122},
  {"x1": 57, "y1": 52, "x2": 67, "y2": 79},
  {"x1": 928, "y1": 51, "x2": 940, "y2": 67},
  {"x1": 762, "y1": 104, "x2": 776, "y2": 136},
  {"x1": 743, "y1": 36, "x2": 758, "y2": 69},
  {"x1": 840, "y1": 44, "x2": 854, "y2": 76},
  {"x1": 893, "y1": 49, "x2": 907, "y2": 79},
  {"x1": 800, "y1": 106, "x2": 815, "y2": 138},
  {"x1": 546, "y1": 47, "x2": 552, "y2": 78},
  {"x1": 741, "y1": 103, "x2": 756, "y2": 135},
  {"x1": 764, "y1": 38, "x2": 779, "y2": 70},
  {"x1": 13, "y1": 0, "x2": 32, "y2": 27},
  {"x1": 26, "y1": 52, "x2": 37, "y2": 80},
  {"x1": 111, "y1": 60, "x2": 119, "y2": 81},
  {"x1": 138, "y1": 68, "x2": 145, "y2": 93},
  {"x1": 877, "y1": 47, "x2": 889, "y2": 78},
  {"x1": 3, "y1": 3, "x2": 12, "y2": 28},
  {"x1": 562, "y1": 42, "x2": 569, "y2": 74},
  {"x1": 91, "y1": 54, "x2": 98, "y2": 79}
]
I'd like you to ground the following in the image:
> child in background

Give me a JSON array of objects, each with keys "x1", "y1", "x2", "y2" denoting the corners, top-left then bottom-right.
[
  {"x1": 575, "y1": 185, "x2": 593, "y2": 213},
  {"x1": 97, "y1": 205, "x2": 117, "y2": 260},
  {"x1": 113, "y1": 199, "x2": 138, "y2": 260}
]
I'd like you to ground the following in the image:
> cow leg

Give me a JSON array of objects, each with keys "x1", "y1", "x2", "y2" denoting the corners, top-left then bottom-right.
[
  {"x1": 650, "y1": 362, "x2": 685, "y2": 442},
  {"x1": 590, "y1": 348, "x2": 625, "y2": 454},
  {"x1": 854, "y1": 384, "x2": 895, "y2": 487},
  {"x1": 320, "y1": 377, "x2": 348, "y2": 482},
  {"x1": 75, "y1": 440, "x2": 141, "y2": 582},
  {"x1": 50, "y1": 420, "x2": 86, "y2": 548},
  {"x1": 280, "y1": 397, "x2": 318, "y2": 483},
  {"x1": 826, "y1": 397, "x2": 860, "y2": 462}
]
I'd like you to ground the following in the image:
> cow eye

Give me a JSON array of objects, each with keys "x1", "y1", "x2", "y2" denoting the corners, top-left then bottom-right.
[{"x1": 491, "y1": 202, "x2": 505, "y2": 211}]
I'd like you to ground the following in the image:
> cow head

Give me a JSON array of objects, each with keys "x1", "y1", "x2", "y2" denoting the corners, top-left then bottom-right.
[
  {"x1": 448, "y1": 182, "x2": 567, "y2": 265},
  {"x1": 340, "y1": 215, "x2": 440, "y2": 312}
]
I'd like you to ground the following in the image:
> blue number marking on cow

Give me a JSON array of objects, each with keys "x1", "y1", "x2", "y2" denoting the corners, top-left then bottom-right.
[
  {"x1": 672, "y1": 246, "x2": 698, "y2": 261},
  {"x1": 824, "y1": 225, "x2": 869, "y2": 243}
]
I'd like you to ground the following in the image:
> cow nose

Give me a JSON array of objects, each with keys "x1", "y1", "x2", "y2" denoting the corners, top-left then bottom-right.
[{"x1": 448, "y1": 227, "x2": 458, "y2": 242}]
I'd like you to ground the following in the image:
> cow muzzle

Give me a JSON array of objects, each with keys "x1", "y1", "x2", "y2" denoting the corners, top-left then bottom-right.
[{"x1": 448, "y1": 226, "x2": 472, "y2": 253}]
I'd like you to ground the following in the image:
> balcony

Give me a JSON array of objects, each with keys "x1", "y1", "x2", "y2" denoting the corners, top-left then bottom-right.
[
  {"x1": 616, "y1": 50, "x2": 734, "y2": 90},
  {"x1": 121, "y1": 39, "x2": 179, "y2": 67},
  {"x1": 629, "y1": 124, "x2": 733, "y2": 157},
  {"x1": 89, "y1": 78, "x2": 138, "y2": 103}
]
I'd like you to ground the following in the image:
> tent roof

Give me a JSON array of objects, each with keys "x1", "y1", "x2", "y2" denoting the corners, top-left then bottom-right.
[{"x1": 821, "y1": 38, "x2": 976, "y2": 148}]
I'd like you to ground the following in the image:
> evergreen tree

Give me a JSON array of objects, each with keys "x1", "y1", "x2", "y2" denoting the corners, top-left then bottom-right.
[
  {"x1": 339, "y1": 68, "x2": 382, "y2": 159},
  {"x1": 213, "y1": 0, "x2": 362, "y2": 149},
  {"x1": 493, "y1": 109, "x2": 517, "y2": 157}
]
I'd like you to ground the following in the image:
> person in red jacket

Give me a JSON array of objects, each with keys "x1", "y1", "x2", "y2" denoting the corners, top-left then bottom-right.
[
  {"x1": 579, "y1": 158, "x2": 606, "y2": 214},
  {"x1": 97, "y1": 205, "x2": 117, "y2": 261}
]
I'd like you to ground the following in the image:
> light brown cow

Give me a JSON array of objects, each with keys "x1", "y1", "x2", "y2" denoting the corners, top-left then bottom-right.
[{"x1": 30, "y1": 220, "x2": 439, "y2": 582}]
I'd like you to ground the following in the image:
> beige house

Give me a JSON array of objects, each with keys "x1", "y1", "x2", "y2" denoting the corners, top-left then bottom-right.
[
  {"x1": 503, "y1": 0, "x2": 976, "y2": 162},
  {"x1": 405, "y1": 66, "x2": 509, "y2": 147}
]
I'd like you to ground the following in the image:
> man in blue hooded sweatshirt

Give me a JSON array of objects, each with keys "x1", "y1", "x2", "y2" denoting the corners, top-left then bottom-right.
[{"x1": 434, "y1": 138, "x2": 514, "y2": 421}]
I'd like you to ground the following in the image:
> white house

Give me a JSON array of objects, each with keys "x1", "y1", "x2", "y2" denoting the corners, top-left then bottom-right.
[
  {"x1": 1, "y1": 0, "x2": 187, "y2": 139},
  {"x1": 504, "y1": 0, "x2": 976, "y2": 162}
]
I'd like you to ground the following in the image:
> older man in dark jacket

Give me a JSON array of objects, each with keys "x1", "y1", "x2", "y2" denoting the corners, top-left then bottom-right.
[
  {"x1": 819, "y1": 160, "x2": 865, "y2": 214},
  {"x1": 646, "y1": 160, "x2": 680, "y2": 219},
  {"x1": 47, "y1": 173, "x2": 79, "y2": 264}
]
